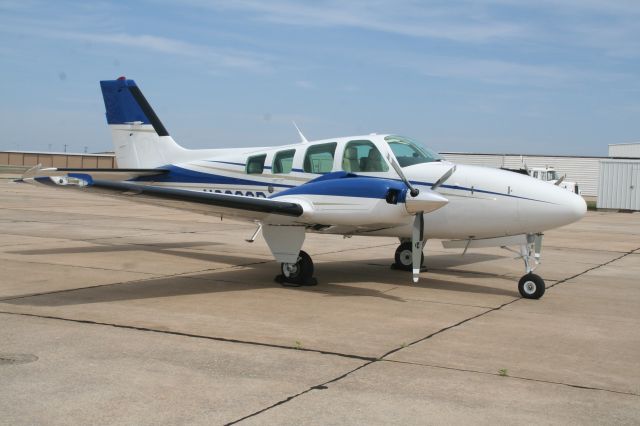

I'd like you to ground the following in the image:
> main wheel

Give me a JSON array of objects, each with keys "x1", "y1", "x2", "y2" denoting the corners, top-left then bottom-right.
[
  {"x1": 518, "y1": 273, "x2": 545, "y2": 299},
  {"x1": 281, "y1": 250, "x2": 314, "y2": 285},
  {"x1": 394, "y1": 242, "x2": 424, "y2": 271}
]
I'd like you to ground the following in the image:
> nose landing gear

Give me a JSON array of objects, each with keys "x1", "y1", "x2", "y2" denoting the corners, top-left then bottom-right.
[{"x1": 515, "y1": 233, "x2": 545, "y2": 299}]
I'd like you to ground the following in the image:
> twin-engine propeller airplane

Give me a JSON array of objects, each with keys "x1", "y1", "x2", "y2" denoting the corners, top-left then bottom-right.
[{"x1": 22, "y1": 77, "x2": 587, "y2": 299}]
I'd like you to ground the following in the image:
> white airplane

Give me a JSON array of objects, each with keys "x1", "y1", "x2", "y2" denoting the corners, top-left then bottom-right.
[{"x1": 22, "y1": 77, "x2": 586, "y2": 299}]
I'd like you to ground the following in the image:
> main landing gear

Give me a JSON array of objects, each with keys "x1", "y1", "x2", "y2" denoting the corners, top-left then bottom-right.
[
  {"x1": 392, "y1": 241, "x2": 424, "y2": 271},
  {"x1": 275, "y1": 250, "x2": 317, "y2": 287}
]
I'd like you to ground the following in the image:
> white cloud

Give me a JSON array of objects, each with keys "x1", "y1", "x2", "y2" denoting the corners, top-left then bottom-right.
[
  {"x1": 0, "y1": 14, "x2": 271, "y2": 72},
  {"x1": 187, "y1": 0, "x2": 526, "y2": 43},
  {"x1": 184, "y1": 0, "x2": 640, "y2": 57}
]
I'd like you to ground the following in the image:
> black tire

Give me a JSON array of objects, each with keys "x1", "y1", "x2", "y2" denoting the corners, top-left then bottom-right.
[
  {"x1": 281, "y1": 250, "x2": 314, "y2": 285},
  {"x1": 518, "y1": 273, "x2": 545, "y2": 299},
  {"x1": 394, "y1": 242, "x2": 424, "y2": 271}
]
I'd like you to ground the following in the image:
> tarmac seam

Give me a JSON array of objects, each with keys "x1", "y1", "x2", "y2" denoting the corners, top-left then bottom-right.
[
  {"x1": 0, "y1": 311, "x2": 376, "y2": 363},
  {"x1": 542, "y1": 244, "x2": 634, "y2": 254},
  {"x1": 545, "y1": 246, "x2": 640, "y2": 291},
  {"x1": 383, "y1": 359, "x2": 640, "y2": 397}
]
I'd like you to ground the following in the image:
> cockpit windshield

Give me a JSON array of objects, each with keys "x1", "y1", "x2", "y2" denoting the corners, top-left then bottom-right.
[{"x1": 385, "y1": 135, "x2": 442, "y2": 167}]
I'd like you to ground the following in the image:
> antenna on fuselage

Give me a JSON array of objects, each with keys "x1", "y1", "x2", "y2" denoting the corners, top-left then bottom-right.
[{"x1": 292, "y1": 121, "x2": 309, "y2": 144}]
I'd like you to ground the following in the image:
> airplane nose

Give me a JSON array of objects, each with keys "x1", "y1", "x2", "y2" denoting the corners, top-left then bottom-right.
[{"x1": 566, "y1": 192, "x2": 587, "y2": 222}]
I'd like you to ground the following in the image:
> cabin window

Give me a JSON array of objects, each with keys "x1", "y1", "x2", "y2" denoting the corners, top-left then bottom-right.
[
  {"x1": 342, "y1": 140, "x2": 389, "y2": 173},
  {"x1": 246, "y1": 154, "x2": 267, "y2": 174},
  {"x1": 303, "y1": 142, "x2": 337, "y2": 173},
  {"x1": 272, "y1": 149, "x2": 296, "y2": 174}
]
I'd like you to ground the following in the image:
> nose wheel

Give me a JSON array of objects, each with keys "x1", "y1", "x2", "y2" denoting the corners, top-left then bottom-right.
[
  {"x1": 276, "y1": 250, "x2": 317, "y2": 287},
  {"x1": 518, "y1": 273, "x2": 545, "y2": 299}
]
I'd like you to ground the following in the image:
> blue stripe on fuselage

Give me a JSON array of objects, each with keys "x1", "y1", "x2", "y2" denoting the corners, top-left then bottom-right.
[{"x1": 130, "y1": 165, "x2": 295, "y2": 188}]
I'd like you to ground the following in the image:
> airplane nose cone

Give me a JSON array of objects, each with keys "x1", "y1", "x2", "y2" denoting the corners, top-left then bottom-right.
[
  {"x1": 566, "y1": 192, "x2": 587, "y2": 222},
  {"x1": 405, "y1": 188, "x2": 449, "y2": 214}
]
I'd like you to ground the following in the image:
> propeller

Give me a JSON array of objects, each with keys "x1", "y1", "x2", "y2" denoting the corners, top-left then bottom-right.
[
  {"x1": 387, "y1": 154, "x2": 419, "y2": 197},
  {"x1": 387, "y1": 155, "x2": 453, "y2": 282}
]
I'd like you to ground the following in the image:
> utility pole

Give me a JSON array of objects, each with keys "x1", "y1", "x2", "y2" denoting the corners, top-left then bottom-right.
[
  {"x1": 64, "y1": 144, "x2": 68, "y2": 153},
  {"x1": 84, "y1": 146, "x2": 88, "y2": 153}
]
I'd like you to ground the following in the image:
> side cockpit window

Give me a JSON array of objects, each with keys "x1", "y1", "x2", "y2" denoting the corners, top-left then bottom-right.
[
  {"x1": 342, "y1": 140, "x2": 389, "y2": 173},
  {"x1": 303, "y1": 142, "x2": 337, "y2": 173},
  {"x1": 246, "y1": 154, "x2": 267, "y2": 174},
  {"x1": 385, "y1": 135, "x2": 441, "y2": 167},
  {"x1": 273, "y1": 149, "x2": 295, "y2": 174}
]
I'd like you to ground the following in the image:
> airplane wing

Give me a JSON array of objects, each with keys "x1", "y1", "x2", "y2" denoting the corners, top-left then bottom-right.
[
  {"x1": 22, "y1": 168, "x2": 448, "y2": 229},
  {"x1": 21, "y1": 166, "x2": 168, "y2": 182},
  {"x1": 23, "y1": 168, "x2": 303, "y2": 222}
]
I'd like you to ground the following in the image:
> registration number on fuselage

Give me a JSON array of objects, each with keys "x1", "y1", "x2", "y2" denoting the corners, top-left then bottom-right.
[{"x1": 203, "y1": 188, "x2": 268, "y2": 198}]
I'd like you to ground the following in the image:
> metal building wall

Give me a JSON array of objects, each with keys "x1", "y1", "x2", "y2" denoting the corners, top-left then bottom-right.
[
  {"x1": 597, "y1": 160, "x2": 640, "y2": 210},
  {"x1": 0, "y1": 151, "x2": 116, "y2": 168},
  {"x1": 440, "y1": 153, "x2": 602, "y2": 197},
  {"x1": 608, "y1": 143, "x2": 640, "y2": 158}
]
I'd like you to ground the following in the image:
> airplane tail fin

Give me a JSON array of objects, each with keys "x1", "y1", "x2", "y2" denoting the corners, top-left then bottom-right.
[{"x1": 100, "y1": 77, "x2": 187, "y2": 168}]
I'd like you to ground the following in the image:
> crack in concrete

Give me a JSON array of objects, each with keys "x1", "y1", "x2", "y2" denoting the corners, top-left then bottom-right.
[
  {"x1": 384, "y1": 359, "x2": 640, "y2": 397},
  {"x1": 0, "y1": 311, "x2": 375, "y2": 363},
  {"x1": 545, "y1": 246, "x2": 639, "y2": 291},
  {"x1": 225, "y1": 246, "x2": 640, "y2": 424}
]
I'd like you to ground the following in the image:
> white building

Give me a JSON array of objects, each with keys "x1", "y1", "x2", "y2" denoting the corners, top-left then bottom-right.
[
  {"x1": 598, "y1": 159, "x2": 640, "y2": 211},
  {"x1": 609, "y1": 143, "x2": 640, "y2": 158}
]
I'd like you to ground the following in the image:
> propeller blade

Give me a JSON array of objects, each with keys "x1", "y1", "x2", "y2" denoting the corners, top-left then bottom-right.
[
  {"x1": 554, "y1": 175, "x2": 566, "y2": 186},
  {"x1": 387, "y1": 154, "x2": 419, "y2": 197},
  {"x1": 412, "y1": 212, "x2": 424, "y2": 283},
  {"x1": 431, "y1": 165, "x2": 456, "y2": 190}
]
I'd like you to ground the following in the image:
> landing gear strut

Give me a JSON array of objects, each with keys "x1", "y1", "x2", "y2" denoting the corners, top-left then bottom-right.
[
  {"x1": 514, "y1": 234, "x2": 545, "y2": 299},
  {"x1": 275, "y1": 250, "x2": 317, "y2": 287},
  {"x1": 392, "y1": 241, "x2": 424, "y2": 271}
]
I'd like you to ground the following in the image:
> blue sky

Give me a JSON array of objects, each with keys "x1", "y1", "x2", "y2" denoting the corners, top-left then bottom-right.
[{"x1": 1, "y1": 0, "x2": 638, "y2": 155}]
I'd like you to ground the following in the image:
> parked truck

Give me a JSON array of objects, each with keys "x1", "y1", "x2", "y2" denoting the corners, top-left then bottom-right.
[{"x1": 503, "y1": 165, "x2": 580, "y2": 194}]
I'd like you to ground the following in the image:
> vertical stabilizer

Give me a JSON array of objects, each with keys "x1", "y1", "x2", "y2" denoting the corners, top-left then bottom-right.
[{"x1": 100, "y1": 77, "x2": 187, "y2": 168}]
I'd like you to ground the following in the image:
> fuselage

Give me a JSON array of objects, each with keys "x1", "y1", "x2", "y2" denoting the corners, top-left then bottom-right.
[{"x1": 130, "y1": 133, "x2": 586, "y2": 240}]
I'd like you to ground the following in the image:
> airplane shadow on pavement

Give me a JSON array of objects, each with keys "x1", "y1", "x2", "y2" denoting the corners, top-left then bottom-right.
[{"x1": 5, "y1": 241, "x2": 518, "y2": 306}]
